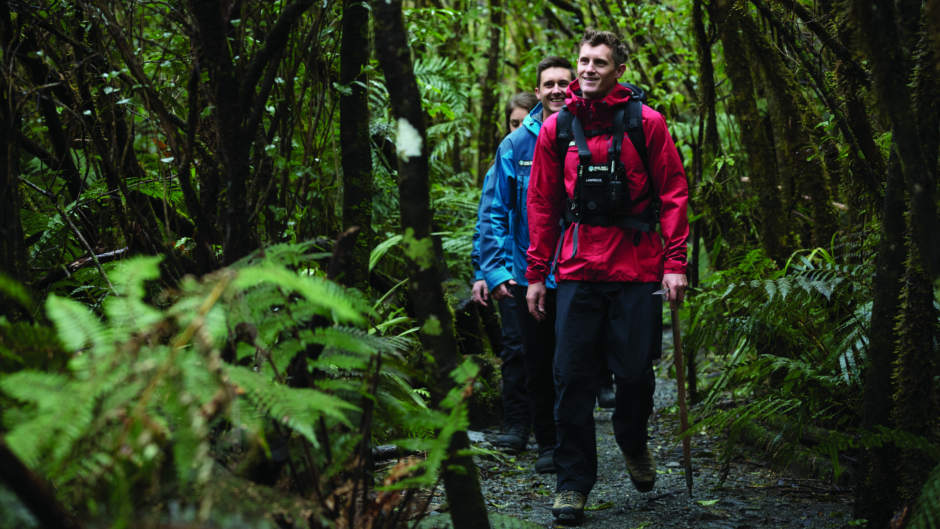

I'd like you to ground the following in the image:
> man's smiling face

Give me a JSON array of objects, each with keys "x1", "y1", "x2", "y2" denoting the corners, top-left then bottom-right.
[
  {"x1": 577, "y1": 43, "x2": 625, "y2": 100},
  {"x1": 536, "y1": 67, "x2": 573, "y2": 116}
]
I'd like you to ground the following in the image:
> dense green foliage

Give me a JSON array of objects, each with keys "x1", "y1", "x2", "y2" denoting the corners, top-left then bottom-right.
[
  {"x1": 1, "y1": 251, "x2": 483, "y2": 527},
  {"x1": 685, "y1": 246, "x2": 938, "y2": 479}
]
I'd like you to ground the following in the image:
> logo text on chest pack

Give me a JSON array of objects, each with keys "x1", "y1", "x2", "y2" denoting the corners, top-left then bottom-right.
[{"x1": 518, "y1": 160, "x2": 532, "y2": 167}]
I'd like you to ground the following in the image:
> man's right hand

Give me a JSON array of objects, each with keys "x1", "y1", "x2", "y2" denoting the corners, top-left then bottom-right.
[
  {"x1": 491, "y1": 279, "x2": 517, "y2": 301},
  {"x1": 471, "y1": 280, "x2": 489, "y2": 307},
  {"x1": 526, "y1": 281, "x2": 547, "y2": 321}
]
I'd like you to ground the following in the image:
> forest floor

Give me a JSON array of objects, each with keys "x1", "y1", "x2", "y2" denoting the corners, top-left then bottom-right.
[{"x1": 416, "y1": 355, "x2": 857, "y2": 529}]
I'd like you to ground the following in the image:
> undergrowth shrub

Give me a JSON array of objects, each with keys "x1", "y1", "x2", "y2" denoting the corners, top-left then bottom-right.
[
  {"x1": 0, "y1": 244, "x2": 482, "y2": 528},
  {"x1": 687, "y1": 246, "x2": 937, "y2": 481}
]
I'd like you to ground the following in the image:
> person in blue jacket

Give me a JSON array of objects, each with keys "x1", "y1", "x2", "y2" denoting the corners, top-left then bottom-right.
[
  {"x1": 470, "y1": 92, "x2": 540, "y2": 461},
  {"x1": 471, "y1": 92, "x2": 538, "y2": 306},
  {"x1": 478, "y1": 56, "x2": 575, "y2": 473}
]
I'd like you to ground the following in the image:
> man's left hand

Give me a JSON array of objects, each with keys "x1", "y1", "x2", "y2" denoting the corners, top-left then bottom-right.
[{"x1": 662, "y1": 273, "x2": 688, "y2": 305}]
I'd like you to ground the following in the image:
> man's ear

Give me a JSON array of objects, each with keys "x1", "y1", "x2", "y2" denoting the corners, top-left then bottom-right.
[{"x1": 615, "y1": 63, "x2": 627, "y2": 78}]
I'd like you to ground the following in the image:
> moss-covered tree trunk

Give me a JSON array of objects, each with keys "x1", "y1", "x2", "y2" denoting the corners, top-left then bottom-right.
[
  {"x1": 850, "y1": 1, "x2": 938, "y2": 278},
  {"x1": 372, "y1": 1, "x2": 491, "y2": 528},
  {"x1": 850, "y1": 2, "x2": 939, "y2": 525},
  {"x1": 854, "y1": 153, "x2": 904, "y2": 527},
  {"x1": 735, "y1": 7, "x2": 837, "y2": 252},
  {"x1": 688, "y1": 0, "x2": 720, "y2": 403},
  {"x1": 339, "y1": 0, "x2": 374, "y2": 290},
  {"x1": 710, "y1": 1, "x2": 788, "y2": 263},
  {"x1": 860, "y1": 0, "x2": 939, "y2": 516},
  {"x1": 893, "y1": 253, "x2": 939, "y2": 505}
]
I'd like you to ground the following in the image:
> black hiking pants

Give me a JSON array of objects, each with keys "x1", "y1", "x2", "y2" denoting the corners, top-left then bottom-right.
[
  {"x1": 553, "y1": 281, "x2": 661, "y2": 494},
  {"x1": 510, "y1": 283, "x2": 557, "y2": 451},
  {"x1": 496, "y1": 294, "x2": 529, "y2": 434}
]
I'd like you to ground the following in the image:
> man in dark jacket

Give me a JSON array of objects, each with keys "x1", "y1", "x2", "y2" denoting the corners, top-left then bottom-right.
[{"x1": 525, "y1": 29, "x2": 689, "y2": 525}]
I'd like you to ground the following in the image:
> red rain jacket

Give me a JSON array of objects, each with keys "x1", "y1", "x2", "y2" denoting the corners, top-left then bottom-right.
[{"x1": 525, "y1": 80, "x2": 689, "y2": 284}]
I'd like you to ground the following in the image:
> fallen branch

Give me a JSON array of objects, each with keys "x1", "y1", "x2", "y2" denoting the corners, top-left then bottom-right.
[{"x1": 35, "y1": 247, "x2": 129, "y2": 289}]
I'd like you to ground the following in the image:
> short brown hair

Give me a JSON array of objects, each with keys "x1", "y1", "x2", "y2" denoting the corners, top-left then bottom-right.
[
  {"x1": 580, "y1": 29, "x2": 627, "y2": 66},
  {"x1": 536, "y1": 55, "x2": 575, "y2": 86}
]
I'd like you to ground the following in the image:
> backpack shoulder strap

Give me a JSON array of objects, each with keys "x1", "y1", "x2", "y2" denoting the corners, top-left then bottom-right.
[
  {"x1": 624, "y1": 95, "x2": 649, "y2": 176},
  {"x1": 555, "y1": 107, "x2": 574, "y2": 158},
  {"x1": 621, "y1": 86, "x2": 659, "y2": 229},
  {"x1": 553, "y1": 107, "x2": 575, "y2": 187}
]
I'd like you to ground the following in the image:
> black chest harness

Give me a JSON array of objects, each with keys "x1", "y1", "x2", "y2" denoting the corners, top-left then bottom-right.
[{"x1": 554, "y1": 83, "x2": 660, "y2": 244}]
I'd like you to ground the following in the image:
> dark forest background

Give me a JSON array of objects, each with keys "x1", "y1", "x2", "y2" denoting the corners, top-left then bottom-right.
[{"x1": 0, "y1": 1, "x2": 937, "y2": 529}]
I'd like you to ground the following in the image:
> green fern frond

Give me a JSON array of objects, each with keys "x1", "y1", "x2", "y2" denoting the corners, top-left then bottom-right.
[
  {"x1": 909, "y1": 462, "x2": 940, "y2": 529},
  {"x1": 169, "y1": 293, "x2": 230, "y2": 348},
  {"x1": 370, "y1": 234, "x2": 403, "y2": 272},
  {"x1": 0, "y1": 369, "x2": 71, "y2": 405},
  {"x1": 310, "y1": 326, "x2": 406, "y2": 356},
  {"x1": 103, "y1": 296, "x2": 164, "y2": 342},
  {"x1": 46, "y1": 294, "x2": 112, "y2": 356},
  {"x1": 233, "y1": 240, "x2": 325, "y2": 269},
  {"x1": 106, "y1": 255, "x2": 163, "y2": 299},
  {"x1": 225, "y1": 364, "x2": 359, "y2": 447},
  {"x1": 0, "y1": 370, "x2": 96, "y2": 470},
  {"x1": 234, "y1": 265, "x2": 366, "y2": 325}
]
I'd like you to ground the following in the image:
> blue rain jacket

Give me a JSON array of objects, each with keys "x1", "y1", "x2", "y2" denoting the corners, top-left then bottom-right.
[{"x1": 478, "y1": 102, "x2": 556, "y2": 290}]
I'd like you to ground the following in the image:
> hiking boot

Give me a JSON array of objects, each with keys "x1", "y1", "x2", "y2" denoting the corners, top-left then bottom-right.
[
  {"x1": 623, "y1": 446, "x2": 656, "y2": 492},
  {"x1": 491, "y1": 428, "x2": 527, "y2": 453},
  {"x1": 596, "y1": 383, "x2": 616, "y2": 409},
  {"x1": 551, "y1": 490, "x2": 586, "y2": 525},
  {"x1": 534, "y1": 447, "x2": 555, "y2": 474}
]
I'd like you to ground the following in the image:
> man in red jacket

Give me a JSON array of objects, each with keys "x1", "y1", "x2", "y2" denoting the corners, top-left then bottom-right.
[{"x1": 525, "y1": 29, "x2": 689, "y2": 525}]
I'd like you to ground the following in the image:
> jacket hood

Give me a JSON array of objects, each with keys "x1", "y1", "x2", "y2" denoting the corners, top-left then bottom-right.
[
  {"x1": 522, "y1": 102, "x2": 544, "y2": 136},
  {"x1": 564, "y1": 79, "x2": 635, "y2": 116}
]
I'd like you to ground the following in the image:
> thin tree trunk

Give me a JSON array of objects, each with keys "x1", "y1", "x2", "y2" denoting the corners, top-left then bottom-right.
[
  {"x1": 0, "y1": 1, "x2": 26, "y2": 285},
  {"x1": 688, "y1": 0, "x2": 719, "y2": 403},
  {"x1": 476, "y1": 0, "x2": 502, "y2": 186},
  {"x1": 854, "y1": 155, "x2": 905, "y2": 528},
  {"x1": 188, "y1": 0, "x2": 251, "y2": 263},
  {"x1": 13, "y1": 26, "x2": 84, "y2": 202},
  {"x1": 340, "y1": 0, "x2": 374, "y2": 290},
  {"x1": 372, "y1": 1, "x2": 491, "y2": 527}
]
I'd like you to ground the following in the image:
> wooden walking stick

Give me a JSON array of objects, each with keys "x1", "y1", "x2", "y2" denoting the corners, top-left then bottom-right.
[{"x1": 670, "y1": 299, "x2": 693, "y2": 496}]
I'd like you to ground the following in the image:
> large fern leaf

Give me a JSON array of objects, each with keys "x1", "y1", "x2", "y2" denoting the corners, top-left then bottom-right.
[
  {"x1": 234, "y1": 265, "x2": 366, "y2": 325},
  {"x1": 225, "y1": 364, "x2": 359, "y2": 448},
  {"x1": 46, "y1": 294, "x2": 111, "y2": 356}
]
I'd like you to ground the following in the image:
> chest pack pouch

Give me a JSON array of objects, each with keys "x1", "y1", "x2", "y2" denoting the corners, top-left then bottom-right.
[{"x1": 555, "y1": 84, "x2": 660, "y2": 245}]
